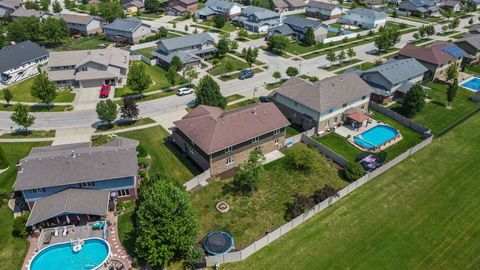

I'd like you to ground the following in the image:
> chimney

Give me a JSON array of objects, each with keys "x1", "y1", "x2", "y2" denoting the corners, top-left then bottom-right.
[
  {"x1": 16, "y1": 163, "x2": 23, "y2": 173},
  {"x1": 71, "y1": 150, "x2": 76, "y2": 158}
]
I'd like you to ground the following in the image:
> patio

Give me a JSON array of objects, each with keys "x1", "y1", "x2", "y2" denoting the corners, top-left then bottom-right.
[{"x1": 37, "y1": 222, "x2": 105, "y2": 250}]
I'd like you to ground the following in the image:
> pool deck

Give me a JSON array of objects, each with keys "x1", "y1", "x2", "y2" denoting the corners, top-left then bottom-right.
[{"x1": 459, "y1": 75, "x2": 480, "y2": 92}]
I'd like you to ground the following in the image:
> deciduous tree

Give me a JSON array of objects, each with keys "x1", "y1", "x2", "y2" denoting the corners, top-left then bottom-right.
[
  {"x1": 127, "y1": 63, "x2": 152, "y2": 98},
  {"x1": 374, "y1": 26, "x2": 400, "y2": 53},
  {"x1": 337, "y1": 49, "x2": 346, "y2": 64},
  {"x1": 285, "y1": 193, "x2": 314, "y2": 221},
  {"x1": 7, "y1": 16, "x2": 41, "y2": 42},
  {"x1": 2, "y1": 88, "x2": 13, "y2": 105},
  {"x1": 96, "y1": 99, "x2": 118, "y2": 126},
  {"x1": 165, "y1": 66, "x2": 177, "y2": 86},
  {"x1": 347, "y1": 47, "x2": 356, "y2": 61},
  {"x1": 185, "y1": 66, "x2": 199, "y2": 84},
  {"x1": 31, "y1": 72, "x2": 57, "y2": 109},
  {"x1": 170, "y1": 55, "x2": 184, "y2": 72},
  {"x1": 272, "y1": 71, "x2": 281, "y2": 82},
  {"x1": 98, "y1": 0, "x2": 125, "y2": 23},
  {"x1": 403, "y1": 84, "x2": 426, "y2": 117},
  {"x1": 312, "y1": 185, "x2": 338, "y2": 204},
  {"x1": 120, "y1": 96, "x2": 139, "y2": 120},
  {"x1": 232, "y1": 149, "x2": 265, "y2": 193},
  {"x1": 213, "y1": 14, "x2": 226, "y2": 29},
  {"x1": 326, "y1": 50, "x2": 337, "y2": 66},
  {"x1": 242, "y1": 47, "x2": 259, "y2": 70},
  {"x1": 52, "y1": 0, "x2": 62, "y2": 13},
  {"x1": 216, "y1": 38, "x2": 229, "y2": 58},
  {"x1": 286, "y1": 66, "x2": 298, "y2": 77},
  {"x1": 10, "y1": 103, "x2": 35, "y2": 131},
  {"x1": 41, "y1": 17, "x2": 69, "y2": 45},
  {"x1": 145, "y1": 0, "x2": 161, "y2": 12},
  {"x1": 224, "y1": 60, "x2": 235, "y2": 76},
  {"x1": 343, "y1": 162, "x2": 365, "y2": 182},
  {"x1": 446, "y1": 61, "x2": 459, "y2": 83},
  {"x1": 267, "y1": 35, "x2": 289, "y2": 55},
  {"x1": 195, "y1": 75, "x2": 227, "y2": 108}
]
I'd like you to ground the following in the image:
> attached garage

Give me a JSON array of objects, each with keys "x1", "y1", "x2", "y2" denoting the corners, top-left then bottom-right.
[{"x1": 80, "y1": 79, "x2": 115, "y2": 88}]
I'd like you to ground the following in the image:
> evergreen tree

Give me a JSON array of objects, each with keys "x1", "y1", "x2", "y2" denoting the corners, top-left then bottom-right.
[
  {"x1": 447, "y1": 82, "x2": 458, "y2": 107},
  {"x1": 195, "y1": 75, "x2": 227, "y2": 109},
  {"x1": 52, "y1": 0, "x2": 62, "y2": 13},
  {"x1": 302, "y1": 26, "x2": 316, "y2": 46},
  {"x1": 216, "y1": 38, "x2": 229, "y2": 58}
]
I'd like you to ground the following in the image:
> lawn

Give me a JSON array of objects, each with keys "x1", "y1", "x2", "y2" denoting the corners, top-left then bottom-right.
[
  {"x1": 135, "y1": 46, "x2": 157, "y2": 59},
  {"x1": 91, "y1": 125, "x2": 198, "y2": 183},
  {"x1": 265, "y1": 80, "x2": 286, "y2": 90},
  {"x1": 324, "y1": 59, "x2": 362, "y2": 71},
  {"x1": 335, "y1": 61, "x2": 376, "y2": 74},
  {"x1": 190, "y1": 144, "x2": 348, "y2": 248},
  {"x1": 225, "y1": 98, "x2": 258, "y2": 111},
  {"x1": 285, "y1": 125, "x2": 302, "y2": 138},
  {"x1": 198, "y1": 21, "x2": 238, "y2": 32},
  {"x1": 226, "y1": 94, "x2": 245, "y2": 103},
  {"x1": 0, "y1": 141, "x2": 50, "y2": 270},
  {"x1": 114, "y1": 62, "x2": 188, "y2": 97},
  {"x1": 2, "y1": 77, "x2": 76, "y2": 103},
  {"x1": 208, "y1": 56, "x2": 249, "y2": 77},
  {"x1": 95, "y1": 118, "x2": 156, "y2": 133},
  {"x1": 388, "y1": 82, "x2": 480, "y2": 135},
  {"x1": 223, "y1": 109, "x2": 480, "y2": 270},
  {"x1": 0, "y1": 130, "x2": 55, "y2": 138},
  {"x1": 315, "y1": 132, "x2": 364, "y2": 162},
  {"x1": 0, "y1": 104, "x2": 72, "y2": 112},
  {"x1": 59, "y1": 36, "x2": 111, "y2": 51}
]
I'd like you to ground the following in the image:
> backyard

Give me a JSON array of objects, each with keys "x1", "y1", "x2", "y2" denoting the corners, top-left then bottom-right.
[
  {"x1": 190, "y1": 145, "x2": 348, "y2": 248},
  {"x1": 114, "y1": 62, "x2": 188, "y2": 97},
  {"x1": 223, "y1": 107, "x2": 480, "y2": 270},
  {"x1": 388, "y1": 82, "x2": 480, "y2": 135},
  {"x1": 57, "y1": 36, "x2": 111, "y2": 51},
  {"x1": 2, "y1": 76, "x2": 76, "y2": 103}
]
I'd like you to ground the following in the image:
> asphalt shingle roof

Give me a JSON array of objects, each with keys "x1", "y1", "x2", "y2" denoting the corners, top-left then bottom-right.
[
  {"x1": 157, "y1": 32, "x2": 214, "y2": 52},
  {"x1": 0, "y1": 41, "x2": 48, "y2": 74},
  {"x1": 399, "y1": 42, "x2": 465, "y2": 65},
  {"x1": 102, "y1": 17, "x2": 147, "y2": 32},
  {"x1": 307, "y1": 0, "x2": 339, "y2": 10},
  {"x1": 457, "y1": 34, "x2": 480, "y2": 50},
  {"x1": 283, "y1": 15, "x2": 322, "y2": 29},
  {"x1": 346, "y1": 8, "x2": 387, "y2": 20},
  {"x1": 361, "y1": 58, "x2": 428, "y2": 85},
  {"x1": 241, "y1": 5, "x2": 280, "y2": 20}
]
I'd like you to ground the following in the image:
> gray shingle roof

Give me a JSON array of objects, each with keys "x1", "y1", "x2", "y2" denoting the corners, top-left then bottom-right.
[
  {"x1": 102, "y1": 17, "x2": 148, "y2": 32},
  {"x1": 57, "y1": 14, "x2": 102, "y2": 25},
  {"x1": 361, "y1": 58, "x2": 428, "y2": 85},
  {"x1": 307, "y1": 0, "x2": 339, "y2": 10},
  {"x1": 241, "y1": 5, "x2": 280, "y2": 20},
  {"x1": 13, "y1": 138, "x2": 139, "y2": 191},
  {"x1": 346, "y1": 8, "x2": 387, "y2": 20},
  {"x1": 10, "y1": 7, "x2": 43, "y2": 18},
  {"x1": 156, "y1": 32, "x2": 214, "y2": 52},
  {"x1": 457, "y1": 34, "x2": 480, "y2": 50},
  {"x1": 268, "y1": 24, "x2": 295, "y2": 35},
  {"x1": 284, "y1": 15, "x2": 322, "y2": 30},
  {"x1": 26, "y1": 188, "x2": 110, "y2": 226},
  {"x1": 0, "y1": 41, "x2": 48, "y2": 74},
  {"x1": 275, "y1": 74, "x2": 373, "y2": 113}
]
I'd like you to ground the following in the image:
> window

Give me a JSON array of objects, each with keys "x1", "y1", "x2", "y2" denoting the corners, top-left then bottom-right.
[
  {"x1": 274, "y1": 138, "x2": 279, "y2": 144},
  {"x1": 333, "y1": 117, "x2": 338, "y2": 123},
  {"x1": 274, "y1": 128, "x2": 281, "y2": 135},
  {"x1": 118, "y1": 189, "x2": 130, "y2": 197},
  {"x1": 252, "y1": 136, "x2": 259, "y2": 143},
  {"x1": 325, "y1": 120, "x2": 330, "y2": 127},
  {"x1": 32, "y1": 188, "x2": 46, "y2": 194},
  {"x1": 189, "y1": 146, "x2": 196, "y2": 155},
  {"x1": 225, "y1": 146, "x2": 233, "y2": 153},
  {"x1": 342, "y1": 103, "x2": 347, "y2": 108},
  {"x1": 226, "y1": 156, "x2": 235, "y2": 165},
  {"x1": 362, "y1": 95, "x2": 367, "y2": 100},
  {"x1": 361, "y1": 105, "x2": 365, "y2": 110},
  {"x1": 81, "y1": 182, "x2": 95, "y2": 188},
  {"x1": 254, "y1": 145, "x2": 263, "y2": 151}
]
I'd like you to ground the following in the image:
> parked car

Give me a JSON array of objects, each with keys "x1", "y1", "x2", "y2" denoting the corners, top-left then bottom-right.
[
  {"x1": 239, "y1": 70, "x2": 254, "y2": 80},
  {"x1": 99, "y1": 84, "x2": 111, "y2": 98},
  {"x1": 259, "y1": 96, "x2": 271, "y2": 103},
  {"x1": 177, "y1": 87, "x2": 194, "y2": 96}
]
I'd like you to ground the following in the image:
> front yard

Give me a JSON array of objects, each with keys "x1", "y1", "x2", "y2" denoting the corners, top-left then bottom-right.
[
  {"x1": 2, "y1": 76, "x2": 76, "y2": 103},
  {"x1": 208, "y1": 56, "x2": 250, "y2": 77},
  {"x1": 198, "y1": 21, "x2": 239, "y2": 32},
  {"x1": 190, "y1": 144, "x2": 348, "y2": 248}
]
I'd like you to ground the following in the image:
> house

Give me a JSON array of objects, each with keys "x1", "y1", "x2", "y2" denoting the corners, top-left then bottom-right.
[
  {"x1": 440, "y1": 0, "x2": 463, "y2": 11},
  {"x1": 397, "y1": 42, "x2": 466, "y2": 80},
  {"x1": 102, "y1": 17, "x2": 151, "y2": 44},
  {"x1": 195, "y1": 0, "x2": 242, "y2": 20},
  {"x1": 123, "y1": 0, "x2": 145, "y2": 14},
  {"x1": 56, "y1": 14, "x2": 104, "y2": 36},
  {"x1": 306, "y1": 1, "x2": 342, "y2": 20},
  {"x1": 12, "y1": 138, "x2": 139, "y2": 227},
  {"x1": 233, "y1": 6, "x2": 283, "y2": 33},
  {"x1": 0, "y1": 0, "x2": 21, "y2": 17},
  {"x1": 455, "y1": 34, "x2": 480, "y2": 64},
  {"x1": 167, "y1": 0, "x2": 198, "y2": 16},
  {"x1": 361, "y1": 0, "x2": 384, "y2": 6},
  {"x1": 359, "y1": 58, "x2": 428, "y2": 104},
  {"x1": 272, "y1": 0, "x2": 306, "y2": 13},
  {"x1": 398, "y1": 0, "x2": 439, "y2": 17},
  {"x1": 271, "y1": 74, "x2": 373, "y2": 132},
  {"x1": 171, "y1": 103, "x2": 290, "y2": 176},
  {"x1": 339, "y1": 8, "x2": 387, "y2": 29},
  {"x1": 10, "y1": 7, "x2": 43, "y2": 20},
  {"x1": 46, "y1": 47, "x2": 130, "y2": 88},
  {"x1": 267, "y1": 16, "x2": 328, "y2": 42},
  {"x1": 0, "y1": 41, "x2": 49, "y2": 85},
  {"x1": 153, "y1": 32, "x2": 216, "y2": 67}
]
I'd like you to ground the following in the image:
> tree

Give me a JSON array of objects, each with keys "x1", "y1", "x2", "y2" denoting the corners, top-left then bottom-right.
[
  {"x1": 413, "y1": 32, "x2": 420, "y2": 41},
  {"x1": 127, "y1": 63, "x2": 152, "y2": 98},
  {"x1": 96, "y1": 99, "x2": 117, "y2": 125},
  {"x1": 216, "y1": 38, "x2": 229, "y2": 58},
  {"x1": 347, "y1": 47, "x2": 356, "y2": 61},
  {"x1": 89, "y1": 5, "x2": 98, "y2": 15},
  {"x1": 446, "y1": 61, "x2": 459, "y2": 83},
  {"x1": 195, "y1": 75, "x2": 227, "y2": 109},
  {"x1": 286, "y1": 66, "x2": 298, "y2": 77},
  {"x1": 230, "y1": 40, "x2": 239, "y2": 51},
  {"x1": 425, "y1": 24, "x2": 435, "y2": 37},
  {"x1": 213, "y1": 14, "x2": 226, "y2": 29},
  {"x1": 337, "y1": 50, "x2": 346, "y2": 64},
  {"x1": 272, "y1": 71, "x2": 281, "y2": 82},
  {"x1": 267, "y1": 35, "x2": 289, "y2": 55},
  {"x1": 374, "y1": 26, "x2": 401, "y2": 53},
  {"x1": 3, "y1": 88, "x2": 13, "y2": 105},
  {"x1": 469, "y1": 18, "x2": 474, "y2": 25},
  {"x1": 326, "y1": 50, "x2": 337, "y2": 66},
  {"x1": 284, "y1": 193, "x2": 315, "y2": 221},
  {"x1": 185, "y1": 246, "x2": 204, "y2": 270},
  {"x1": 52, "y1": 0, "x2": 62, "y2": 12},
  {"x1": 403, "y1": 84, "x2": 426, "y2": 117},
  {"x1": 135, "y1": 176, "x2": 198, "y2": 268},
  {"x1": 449, "y1": 17, "x2": 460, "y2": 31},
  {"x1": 312, "y1": 185, "x2": 338, "y2": 204},
  {"x1": 0, "y1": 146, "x2": 8, "y2": 169},
  {"x1": 170, "y1": 55, "x2": 184, "y2": 73},
  {"x1": 286, "y1": 144, "x2": 317, "y2": 172},
  {"x1": 238, "y1": 29, "x2": 248, "y2": 39},
  {"x1": 392, "y1": 10, "x2": 398, "y2": 18},
  {"x1": 10, "y1": 103, "x2": 35, "y2": 131},
  {"x1": 120, "y1": 96, "x2": 139, "y2": 120},
  {"x1": 158, "y1": 26, "x2": 168, "y2": 37},
  {"x1": 40, "y1": 0, "x2": 50, "y2": 11},
  {"x1": 7, "y1": 16, "x2": 42, "y2": 42},
  {"x1": 243, "y1": 47, "x2": 259, "y2": 70},
  {"x1": 12, "y1": 214, "x2": 31, "y2": 238},
  {"x1": 31, "y1": 72, "x2": 56, "y2": 109},
  {"x1": 98, "y1": 0, "x2": 125, "y2": 23},
  {"x1": 224, "y1": 60, "x2": 235, "y2": 77},
  {"x1": 302, "y1": 26, "x2": 316, "y2": 46},
  {"x1": 165, "y1": 66, "x2": 177, "y2": 86},
  {"x1": 24, "y1": 1, "x2": 40, "y2": 10},
  {"x1": 145, "y1": 0, "x2": 161, "y2": 12},
  {"x1": 447, "y1": 82, "x2": 458, "y2": 107},
  {"x1": 442, "y1": 24, "x2": 449, "y2": 33},
  {"x1": 41, "y1": 17, "x2": 69, "y2": 45},
  {"x1": 343, "y1": 162, "x2": 365, "y2": 182},
  {"x1": 185, "y1": 66, "x2": 199, "y2": 84},
  {"x1": 418, "y1": 25, "x2": 427, "y2": 39},
  {"x1": 232, "y1": 149, "x2": 265, "y2": 193}
]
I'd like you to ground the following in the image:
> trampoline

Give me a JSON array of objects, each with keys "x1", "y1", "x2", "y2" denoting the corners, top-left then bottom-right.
[{"x1": 204, "y1": 232, "x2": 234, "y2": 255}]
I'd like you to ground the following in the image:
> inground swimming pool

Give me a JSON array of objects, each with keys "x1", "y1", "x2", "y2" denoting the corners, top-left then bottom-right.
[
  {"x1": 29, "y1": 238, "x2": 110, "y2": 270},
  {"x1": 460, "y1": 76, "x2": 480, "y2": 92},
  {"x1": 354, "y1": 125, "x2": 399, "y2": 149}
]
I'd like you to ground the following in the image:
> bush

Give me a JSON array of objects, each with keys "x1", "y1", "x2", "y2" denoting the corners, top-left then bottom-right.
[
  {"x1": 286, "y1": 144, "x2": 318, "y2": 172},
  {"x1": 0, "y1": 146, "x2": 8, "y2": 169},
  {"x1": 284, "y1": 193, "x2": 315, "y2": 221},
  {"x1": 12, "y1": 214, "x2": 30, "y2": 238},
  {"x1": 138, "y1": 170, "x2": 147, "y2": 179},
  {"x1": 137, "y1": 144, "x2": 148, "y2": 157},
  {"x1": 343, "y1": 162, "x2": 365, "y2": 182},
  {"x1": 184, "y1": 246, "x2": 205, "y2": 270},
  {"x1": 138, "y1": 157, "x2": 149, "y2": 168},
  {"x1": 312, "y1": 184, "x2": 338, "y2": 204}
]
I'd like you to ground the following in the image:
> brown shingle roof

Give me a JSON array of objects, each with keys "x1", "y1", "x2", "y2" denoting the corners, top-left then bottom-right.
[
  {"x1": 173, "y1": 103, "x2": 290, "y2": 154},
  {"x1": 398, "y1": 43, "x2": 454, "y2": 65},
  {"x1": 275, "y1": 74, "x2": 373, "y2": 113}
]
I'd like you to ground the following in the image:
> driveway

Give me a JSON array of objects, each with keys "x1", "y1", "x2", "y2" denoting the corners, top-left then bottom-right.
[
  {"x1": 72, "y1": 87, "x2": 102, "y2": 110},
  {"x1": 52, "y1": 127, "x2": 96, "y2": 145}
]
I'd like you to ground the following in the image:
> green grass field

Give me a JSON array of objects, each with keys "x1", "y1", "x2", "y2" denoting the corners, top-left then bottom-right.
[
  {"x1": 315, "y1": 132, "x2": 363, "y2": 162},
  {"x1": 223, "y1": 106, "x2": 480, "y2": 270},
  {"x1": 191, "y1": 145, "x2": 348, "y2": 248},
  {"x1": 2, "y1": 77, "x2": 76, "y2": 103},
  {"x1": 208, "y1": 56, "x2": 249, "y2": 77},
  {"x1": 57, "y1": 36, "x2": 111, "y2": 51}
]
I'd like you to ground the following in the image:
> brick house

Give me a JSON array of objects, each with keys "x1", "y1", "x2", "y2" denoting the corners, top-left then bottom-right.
[
  {"x1": 167, "y1": 0, "x2": 198, "y2": 16},
  {"x1": 171, "y1": 103, "x2": 290, "y2": 176}
]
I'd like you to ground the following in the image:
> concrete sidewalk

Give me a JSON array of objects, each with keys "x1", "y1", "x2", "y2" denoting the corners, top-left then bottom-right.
[{"x1": 52, "y1": 127, "x2": 96, "y2": 145}]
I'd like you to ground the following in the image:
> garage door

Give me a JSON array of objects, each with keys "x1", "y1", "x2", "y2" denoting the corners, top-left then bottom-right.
[{"x1": 80, "y1": 79, "x2": 105, "y2": 88}]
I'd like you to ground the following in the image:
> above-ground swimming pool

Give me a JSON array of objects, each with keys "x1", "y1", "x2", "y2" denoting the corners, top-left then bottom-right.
[
  {"x1": 29, "y1": 238, "x2": 110, "y2": 270},
  {"x1": 354, "y1": 125, "x2": 399, "y2": 149},
  {"x1": 460, "y1": 77, "x2": 480, "y2": 92}
]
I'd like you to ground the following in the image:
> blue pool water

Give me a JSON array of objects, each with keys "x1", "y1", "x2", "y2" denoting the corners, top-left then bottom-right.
[
  {"x1": 30, "y1": 238, "x2": 110, "y2": 270},
  {"x1": 460, "y1": 77, "x2": 480, "y2": 92},
  {"x1": 354, "y1": 125, "x2": 399, "y2": 149}
]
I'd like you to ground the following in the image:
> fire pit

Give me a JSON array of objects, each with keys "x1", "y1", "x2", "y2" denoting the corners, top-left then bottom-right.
[{"x1": 216, "y1": 201, "x2": 229, "y2": 213}]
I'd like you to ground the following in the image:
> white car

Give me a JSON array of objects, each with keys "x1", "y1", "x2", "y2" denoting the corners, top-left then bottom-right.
[{"x1": 177, "y1": 87, "x2": 194, "y2": 96}]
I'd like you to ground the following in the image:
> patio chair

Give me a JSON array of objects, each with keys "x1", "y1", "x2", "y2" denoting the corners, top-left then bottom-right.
[
  {"x1": 54, "y1": 227, "x2": 59, "y2": 237},
  {"x1": 62, "y1": 227, "x2": 68, "y2": 237},
  {"x1": 43, "y1": 232, "x2": 52, "y2": 244}
]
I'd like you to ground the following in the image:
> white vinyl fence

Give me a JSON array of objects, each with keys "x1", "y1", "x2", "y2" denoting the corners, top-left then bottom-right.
[
  {"x1": 184, "y1": 170, "x2": 211, "y2": 191},
  {"x1": 284, "y1": 128, "x2": 315, "y2": 146}
]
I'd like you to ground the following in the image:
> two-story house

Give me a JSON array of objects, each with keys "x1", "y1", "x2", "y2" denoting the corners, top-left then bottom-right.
[
  {"x1": 0, "y1": 41, "x2": 49, "y2": 85},
  {"x1": 171, "y1": 103, "x2": 290, "y2": 176},
  {"x1": 102, "y1": 17, "x2": 151, "y2": 44},
  {"x1": 399, "y1": 0, "x2": 439, "y2": 17},
  {"x1": 13, "y1": 138, "x2": 139, "y2": 227},
  {"x1": 234, "y1": 6, "x2": 283, "y2": 33},
  {"x1": 358, "y1": 58, "x2": 428, "y2": 104},
  {"x1": 272, "y1": 0, "x2": 306, "y2": 13},
  {"x1": 271, "y1": 74, "x2": 373, "y2": 132},
  {"x1": 195, "y1": 0, "x2": 242, "y2": 19},
  {"x1": 455, "y1": 34, "x2": 480, "y2": 64},
  {"x1": 10, "y1": 7, "x2": 44, "y2": 20},
  {"x1": 152, "y1": 32, "x2": 216, "y2": 67},
  {"x1": 167, "y1": 0, "x2": 198, "y2": 16},
  {"x1": 46, "y1": 48, "x2": 130, "y2": 88},
  {"x1": 267, "y1": 15, "x2": 328, "y2": 42},
  {"x1": 55, "y1": 14, "x2": 104, "y2": 36},
  {"x1": 339, "y1": 8, "x2": 387, "y2": 29},
  {"x1": 397, "y1": 42, "x2": 466, "y2": 81},
  {"x1": 306, "y1": 1, "x2": 342, "y2": 20}
]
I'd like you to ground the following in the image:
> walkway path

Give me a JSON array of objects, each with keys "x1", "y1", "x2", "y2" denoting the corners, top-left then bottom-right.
[{"x1": 52, "y1": 127, "x2": 95, "y2": 145}]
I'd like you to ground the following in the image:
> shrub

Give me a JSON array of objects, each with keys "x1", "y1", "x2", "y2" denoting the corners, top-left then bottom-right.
[
  {"x1": 137, "y1": 144, "x2": 148, "y2": 157},
  {"x1": 12, "y1": 214, "x2": 30, "y2": 238},
  {"x1": 184, "y1": 246, "x2": 205, "y2": 270},
  {"x1": 286, "y1": 144, "x2": 318, "y2": 172},
  {"x1": 312, "y1": 184, "x2": 338, "y2": 204},
  {"x1": 138, "y1": 170, "x2": 147, "y2": 179},
  {"x1": 138, "y1": 157, "x2": 149, "y2": 168},
  {"x1": 284, "y1": 193, "x2": 315, "y2": 221},
  {"x1": 343, "y1": 162, "x2": 365, "y2": 182},
  {"x1": 0, "y1": 146, "x2": 8, "y2": 169}
]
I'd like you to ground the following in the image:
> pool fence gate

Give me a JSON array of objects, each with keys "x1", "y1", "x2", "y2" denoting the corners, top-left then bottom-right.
[{"x1": 205, "y1": 103, "x2": 434, "y2": 267}]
